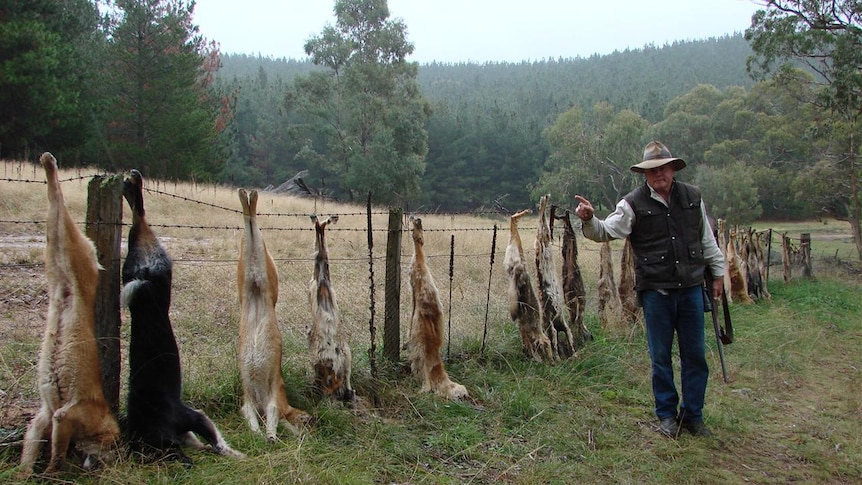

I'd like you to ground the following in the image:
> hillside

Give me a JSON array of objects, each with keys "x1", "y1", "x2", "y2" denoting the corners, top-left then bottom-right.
[
  {"x1": 215, "y1": 34, "x2": 755, "y2": 211},
  {"x1": 219, "y1": 34, "x2": 754, "y2": 121}
]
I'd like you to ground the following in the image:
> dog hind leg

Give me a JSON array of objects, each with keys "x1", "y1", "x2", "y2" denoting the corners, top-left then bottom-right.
[
  {"x1": 20, "y1": 408, "x2": 51, "y2": 474},
  {"x1": 181, "y1": 407, "x2": 245, "y2": 458},
  {"x1": 240, "y1": 398, "x2": 261, "y2": 435},
  {"x1": 265, "y1": 399, "x2": 281, "y2": 441}
]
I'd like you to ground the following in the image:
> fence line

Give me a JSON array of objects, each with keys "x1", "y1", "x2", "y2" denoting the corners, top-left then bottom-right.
[{"x1": 1, "y1": 175, "x2": 856, "y2": 411}]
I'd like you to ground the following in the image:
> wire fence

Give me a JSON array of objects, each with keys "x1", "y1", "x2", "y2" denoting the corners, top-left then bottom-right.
[{"x1": 1, "y1": 173, "x2": 858, "y2": 413}]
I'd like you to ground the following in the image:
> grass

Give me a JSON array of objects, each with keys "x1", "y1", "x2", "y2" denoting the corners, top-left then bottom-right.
[
  {"x1": 1, "y1": 160, "x2": 861, "y2": 483},
  {"x1": 752, "y1": 220, "x2": 858, "y2": 262}
]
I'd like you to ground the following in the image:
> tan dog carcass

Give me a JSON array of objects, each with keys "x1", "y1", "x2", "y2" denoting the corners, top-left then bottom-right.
[
  {"x1": 237, "y1": 189, "x2": 311, "y2": 439},
  {"x1": 503, "y1": 209, "x2": 554, "y2": 362},
  {"x1": 407, "y1": 216, "x2": 468, "y2": 400},
  {"x1": 307, "y1": 215, "x2": 355, "y2": 402},
  {"x1": 20, "y1": 153, "x2": 120, "y2": 474},
  {"x1": 535, "y1": 195, "x2": 576, "y2": 359}
]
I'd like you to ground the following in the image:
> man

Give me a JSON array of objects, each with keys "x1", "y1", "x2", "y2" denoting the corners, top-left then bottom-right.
[{"x1": 574, "y1": 141, "x2": 725, "y2": 438}]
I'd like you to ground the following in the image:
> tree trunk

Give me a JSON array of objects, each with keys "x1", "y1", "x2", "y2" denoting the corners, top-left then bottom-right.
[{"x1": 849, "y1": 130, "x2": 862, "y2": 262}]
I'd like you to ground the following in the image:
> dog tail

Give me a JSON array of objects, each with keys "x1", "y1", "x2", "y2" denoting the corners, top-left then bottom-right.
[{"x1": 120, "y1": 279, "x2": 145, "y2": 308}]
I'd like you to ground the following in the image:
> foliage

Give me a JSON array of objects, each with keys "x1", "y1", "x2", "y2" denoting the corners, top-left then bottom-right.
[
  {"x1": 746, "y1": 0, "x2": 862, "y2": 260},
  {"x1": 100, "y1": 0, "x2": 223, "y2": 180},
  {"x1": 217, "y1": 34, "x2": 754, "y2": 211},
  {"x1": 645, "y1": 76, "x2": 826, "y2": 223},
  {"x1": 10, "y1": 1, "x2": 862, "y2": 240},
  {"x1": 285, "y1": 0, "x2": 430, "y2": 205},
  {"x1": 0, "y1": 0, "x2": 103, "y2": 160},
  {"x1": 534, "y1": 102, "x2": 647, "y2": 211},
  {"x1": 694, "y1": 161, "x2": 762, "y2": 224},
  {"x1": 421, "y1": 100, "x2": 546, "y2": 212},
  {"x1": 218, "y1": 68, "x2": 309, "y2": 188},
  {"x1": 650, "y1": 84, "x2": 742, "y2": 165}
]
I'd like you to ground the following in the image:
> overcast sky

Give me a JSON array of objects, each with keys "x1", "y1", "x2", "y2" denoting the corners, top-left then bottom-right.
[{"x1": 194, "y1": 0, "x2": 764, "y2": 64}]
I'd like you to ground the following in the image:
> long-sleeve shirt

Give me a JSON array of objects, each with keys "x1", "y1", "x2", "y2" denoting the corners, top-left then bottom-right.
[{"x1": 581, "y1": 183, "x2": 726, "y2": 279}]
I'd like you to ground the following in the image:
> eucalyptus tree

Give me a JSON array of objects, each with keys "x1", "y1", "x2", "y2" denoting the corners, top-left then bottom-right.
[
  {"x1": 695, "y1": 161, "x2": 763, "y2": 224},
  {"x1": 746, "y1": 0, "x2": 862, "y2": 260},
  {"x1": 649, "y1": 84, "x2": 741, "y2": 171},
  {"x1": 287, "y1": 0, "x2": 430, "y2": 205},
  {"x1": 535, "y1": 102, "x2": 647, "y2": 212}
]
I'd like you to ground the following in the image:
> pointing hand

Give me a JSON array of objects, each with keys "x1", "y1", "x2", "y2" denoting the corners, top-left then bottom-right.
[{"x1": 574, "y1": 195, "x2": 594, "y2": 221}]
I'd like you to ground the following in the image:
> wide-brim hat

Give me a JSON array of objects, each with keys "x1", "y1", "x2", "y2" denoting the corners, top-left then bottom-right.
[{"x1": 630, "y1": 141, "x2": 686, "y2": 173}]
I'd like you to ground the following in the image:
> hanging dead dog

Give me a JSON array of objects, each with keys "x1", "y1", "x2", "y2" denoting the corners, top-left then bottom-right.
[
  {"x1": 20, "y1": 153, "x2": 121, "y2": 475},
  {"x1": 237, "y1": 188, "x2": 311, "y2": 438},
  {"x1": 121, "y1": 169, "x2": 244, "y2": 463},
  {"x1": 535, "y1": 195, "x2": 577, "y2": 359},
  {"x1": 504, "y1": 209, "x2": 555, "y2": 363},
  {"x1": 407, "y1": 216, "x2": 468, "y2": 400},
  {"x1": 308, "y1": 215, "x2": 355, "y2": 403}
]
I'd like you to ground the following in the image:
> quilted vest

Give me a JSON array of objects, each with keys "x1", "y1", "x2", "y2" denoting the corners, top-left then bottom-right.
[{"x1": 623, "y1": 181, "x2": 706, "y2": 291}]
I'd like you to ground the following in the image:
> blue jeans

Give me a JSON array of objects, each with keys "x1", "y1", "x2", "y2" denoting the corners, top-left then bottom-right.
[{"x1": 641, "y1": 286, "x2": 709, "y2": 423}]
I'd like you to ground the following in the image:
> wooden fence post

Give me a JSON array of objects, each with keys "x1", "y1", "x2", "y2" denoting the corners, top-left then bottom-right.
[
  {"x1": 765, "y1": 228, "x2": 772, "y2": 283},
  {"x1": 384, "y1": 208, "x2": 403, "y2": 362},
  {"x1": 85, "y1": 174, "x2": 124, "y2": 413},
  {"x1": 800, "y1": 233, "x2": 813, "y2": 278}
]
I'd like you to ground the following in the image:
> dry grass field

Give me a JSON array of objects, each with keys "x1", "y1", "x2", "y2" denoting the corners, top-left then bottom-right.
[
  {"x1": 1, "y1": 158, "x2": 859, "y2": 483},
  {"x1": 0, "y1": 159, "x2": 614, "y2": 430}
]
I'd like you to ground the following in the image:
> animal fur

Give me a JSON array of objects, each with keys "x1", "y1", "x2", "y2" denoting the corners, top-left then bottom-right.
[
  {"x1": 408, "y1": 216, "x2": 468, "y2": 400},
  {"x1": 597, "y1": 241, "x2": 623, "y2": 330},
  {"x1": 716, "y1": 219, "x2": 728, "y2": 256},
  {"x1": 743, "y1": 229, "x2": 771, "y2": 300},
  {"x1": 237, "y1": 189, "x2": 310, "y2": 440},
  {"x1": 755, "y1": 231, "x2": 771, "y2": 299},
  {"x1": 535, "y1": 195, "x2": 576, "y2": 359},
  {"x1": 726, "y1": 227, "x2": 754, "y2": 305},
  {"x1": 308, "y1": 215, "x2": 355, "y2": 402},
  {"x1": 553, "y1": 206, "x2": 593, "y2": 347},
  {"x1": 121, "y1": 169, "x2": 243, "y2": 463},
  {"x1": 20, "y1": 153, "x2": 120, "y2": 475},
  {"x1": 618, "y1": 238, "x2": 641, "y2": 326},
  {"x1": 504, "y1": 209, "x2": 554, "y2": 362}
]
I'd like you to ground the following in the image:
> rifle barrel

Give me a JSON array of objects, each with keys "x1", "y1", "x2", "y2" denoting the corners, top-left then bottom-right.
[{"x1": 710, "y1": 296, "x2": 729, "y2": 383}]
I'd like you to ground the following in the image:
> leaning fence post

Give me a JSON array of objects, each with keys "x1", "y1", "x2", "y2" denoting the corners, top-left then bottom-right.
[
  {"x1": 447, "y1": 234, "x2": 454, "y2": 360},
  {"x1": 366, "y1": 193, "x2": 377, "y2": 378},
  {"x1": 85, "y1": 174, "x2": 124, "y2": 413},
  {"x1": 384, "y1": 207, "x2": 403, "y2": 362}
]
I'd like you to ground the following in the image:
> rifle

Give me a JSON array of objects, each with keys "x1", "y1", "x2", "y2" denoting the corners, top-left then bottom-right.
[
  {"x1": 720, "y1": 286, "x2": 734, "y2": 344},
  {"x1": 705, "y1": 273, "x2": 733, "y2": 383}
]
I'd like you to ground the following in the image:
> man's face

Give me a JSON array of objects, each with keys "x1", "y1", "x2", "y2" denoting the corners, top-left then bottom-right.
[{"x1": 645, "y1": 164, "x2": 675, "y2": 195}]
